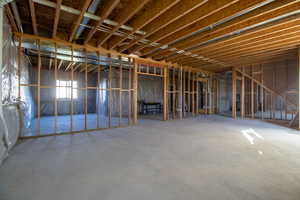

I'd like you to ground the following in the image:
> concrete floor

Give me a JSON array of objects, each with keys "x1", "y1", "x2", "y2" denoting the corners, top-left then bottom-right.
[
  {"x1": 24, "y1": 114, "x2": 130, "y2": 136},
  {"x1": 1, "y1": 115, "x2": 300, "y2": 200}
]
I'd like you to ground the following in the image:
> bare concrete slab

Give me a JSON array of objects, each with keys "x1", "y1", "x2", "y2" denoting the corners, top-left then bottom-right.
[{"x1": 1, "y1": 115, "x2": 300, "y2": 200}]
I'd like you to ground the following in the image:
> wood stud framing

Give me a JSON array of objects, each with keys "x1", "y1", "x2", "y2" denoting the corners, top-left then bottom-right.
[
  {"x1": 10, "y1": 0, "x2": 300, "y2": 139},
  {"x1": 17, "y1": 36, "x2": 142, "y2": 138}
]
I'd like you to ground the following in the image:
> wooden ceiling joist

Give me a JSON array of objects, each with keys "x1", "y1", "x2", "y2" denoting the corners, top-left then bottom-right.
[
  {"x1": 108, "y1": 0, "x2": 180, "y2": 50},
  {"x1": 139, "y1": 0, "x2": 270, "y2": 57},
  {"x1": 69, "y1": 0, "x2": 93, "y2": 42},
  {"x1": 198, "y1": 26, "x2": 300, "y2": 59},
  {"x1": 96, "y1": 0, "x2": 151, "y2": 47},
  {"x1": 11, "y1": 0, "x2": 300, "y2": 72},
  {"x1": 84, "y1": 0, "x2": 120, "y2": 44},
  {"x1": 57, "y1": 60, "x2": 63, "y2": 69},
  {"x1": 181, "y1": 13, "x2": 300, "y2": 57},
  {"x1": 226, "y1": 46, "x2": 298, "y2": 62},
  {"x1": 136, "y1": 0, "x2": 239, "y2": 56},
  {"x1": 52, "y1": 0, "x2": 62, "y2": 38},
  {"x1": 28, "y1": 0, "x2": 38, "y2": 35},
  {"x1": 156, "y1": 0, "x2": 300, "y2": 61},
  {"x1": 4, "y1": 4, "x2": 18, "y2": 32},
  {"x1": 228, "y1": 51, "x2": 297, "y2": 66},
  {"x1": 118, "y1": 0, "x2": 208, "y2": 53},
  {"x1": 209, "y1": 34, "x2": 300, "y2": 60}
]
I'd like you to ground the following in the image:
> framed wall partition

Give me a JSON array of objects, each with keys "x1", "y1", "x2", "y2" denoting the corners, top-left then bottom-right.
[
  {"x1": 17, "y1": 36, "x2": 138, "y2": 138},
  {"x1": 15, "y1": 33, "x2": 213, "y2": 138}
]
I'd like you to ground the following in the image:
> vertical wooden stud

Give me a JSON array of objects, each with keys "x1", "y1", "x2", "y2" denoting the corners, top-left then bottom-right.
[
  {"x1": 132, "y1": 59, "x2": 138, "y2": 124},
  {"x1": 108, "y1": 53, "x2": 112, "y2": 127},
  {"x1": 84, "y1": 50, "x2": 88, "y2": 129},
  {"x1": 97, "y1": 52, "x2": 101, "y2": 129},
  {"x1": 172, "y1": 68, "x2": 176, "y2": 119},
  {"x1": 261, "y1": 65, "x2": 264, "y2": 120},
  {"x1": 119, "y1": 56, "x2": 122, "y2": 126},
  {"x1": 183, "y1": 68, "x2": 186, "y2": 117},
  {"x1": 37, "y1": 39, "x2": 41, "y2": 135},
  {"x1": 163, "y1": 66, "x2": 169, "y2": 121},
  {"x1": 54, "y1": 43, "x2": 58, "y2": 133},
  {"x1": 179, "y1": 66, "x2": 183, "y2": 119},
  {"x1": 251, "y1": 66, "x2": 254, "y2": 118},
  {"x1": 70, "y1": 46, "x2": 74, "y2": 132},
  {"x1": 241, "y1": 71, "x2": 245, "y2": 118},
  {"x1": 232, "y1": 68, "x2": 237, "y2": 119},
  {"x1": 128, "y1": 58, "x2": 132, "y2": 125}
]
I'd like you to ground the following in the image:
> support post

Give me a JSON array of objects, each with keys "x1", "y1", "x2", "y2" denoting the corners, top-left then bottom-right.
[
  {"x1": 70, "y1": 46, "x2": 74, "y2": 132},
  {"x1": 183, "y1": 68, "x2": 186, "y2": 117},
  {"x1": 192, "y1": 72, "x2": 195, "y2": 116},
  {"x1": 108, "y1": 53, "x2": 112, "y2": 127},
  {"x1": 119, "y1": 56, "x2": 122, "y2": 126},
  {"x1": 196, "y1": 73, "x2": 199, "y2": 115},
  {"x1": 163, "y1": 66, "x2": 169, "y2": 121},
  {"x1": 85, "y1": 50, "x2": 88, "y2": 129},
  {"x1": 172, "y1": 68, "x2": 175, "y2": 119},
  {"x1": 132, "y1": 59, "x2": 138, "y2": 124},
  {"x1": 97, "y1": 52, "x2": 101, "y2": 129},
  {"x1": 37, "y1": 39, "x2": 41, "y2": 135},
  {"x1": 241, "y1": 71, "x2": 245, "y2": 118},
  {"x1": 251, "y1": 66, "x2": 254, "y2": 118},
  {"x1": 261, "y1": 65, "x2": 264, "y2": 120},
  {"x1": 232, "y1": 68, "x2": 237, "y2": 119},
  {"x1": 128, "y1": 58, "x2": 132, "y2": 125},
  {"x1": 179, "y1": 66, "x2": 182, "y2": 119}
]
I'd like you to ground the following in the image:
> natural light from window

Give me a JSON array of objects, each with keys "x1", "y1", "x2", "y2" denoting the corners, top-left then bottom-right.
[{"x1": 56, "y1": 80, "x2": 78, "y2": 99}]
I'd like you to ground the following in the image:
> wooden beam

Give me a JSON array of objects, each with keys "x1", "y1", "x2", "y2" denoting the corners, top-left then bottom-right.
[
  {"x1": 189, "y1": 17, "x2": 300, "y2": 58},
  {"x1": 52, "y1": 0, "x2": 62, "y2": 38},
  {"x1": 212, "y1": 36, "x2": 300, "y2": 61},
  {"x1": 84, "y1": 0, "x2": 120, "y2": 44},
  {"x1": 132, "y1": 58, "x2": 138, "y2": 124},
  {"x1": 128, "y1": 58, "x2": 132, "y2": 125},
  {"x1": 241, "y1": 71, "x2": 245, "y2": 118},
  {"x1": 183, "y1": 68, "x2": 186, "y2": 117},
  {"x1": 97, "y1": 0, "x2": 151, "y2": 47},
  {"x1": 57, "y1": 60, "x2": 63, "y2": 69},
  {"x1": 4, "y1": 5, "x2": 18, "y2": 32},
  {"x1": 65, "y1": 62, "x2": 75, "y2": 71},
  {"x1": 236, "y1": 68, "x2": 296, "y2": 107},
  {"x1": 154, "y1": 16, "x2": 300, "y2": 61},
  {"x1": 179, "y1": 66, "x2": 183, "y2": 119},
  {"x1": 49, "y1": 57, "x2": 52, "y2": 70},
  {"x1": 140, "y1": 0, "x2": 268, "y2": 56},
  {"x1": 251, "y1": 67, "x2": 254, "y2": 118},
  {"x1": 108, "y1": 0, "x2": 180, "y2": 50},
  {"x1": 15, "y1": 32, "x2": 212, "y2": 74},
  {"x1": 156, "y1": 0, "x2": 299, "y2": 60},
  {"x1": 232, "y1": 68, "x2": 236, "y2": 118},
  {"x1": 69, "y1": 0, "x2": 92, "y2": 42},
  {"x1": 37, "y1": 39, "x2": 41, "y2": 135},
  {"x1": 119, "y1": 0, "x2": 207, "y2": 52},
  {"x1": 28, "y1": 0, "x2": 38, "y2": 35},
  {"x1": 163, "y1": 66, "x2": 169, "y2": 120},
  {"x1": 200, "y1": 28, "x2": 300, "y2": 59},
  {"x1": 139, "y1": 0, "x2": 238, "y2": 56}
]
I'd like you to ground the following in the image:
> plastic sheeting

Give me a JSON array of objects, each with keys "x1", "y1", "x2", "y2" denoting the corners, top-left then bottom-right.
[{"x1": 0, "y1": 11, "x2": 24, "y2": 164}]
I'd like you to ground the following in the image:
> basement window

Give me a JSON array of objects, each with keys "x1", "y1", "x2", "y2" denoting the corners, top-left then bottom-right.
[{"x1": 56, "y1": 80, "x2": 78, "y2": 99}]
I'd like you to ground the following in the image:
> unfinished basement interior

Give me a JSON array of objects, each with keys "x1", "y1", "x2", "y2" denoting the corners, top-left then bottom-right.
[{"x1": 1, "y1": 0, "x2": 300, "y2": 199}]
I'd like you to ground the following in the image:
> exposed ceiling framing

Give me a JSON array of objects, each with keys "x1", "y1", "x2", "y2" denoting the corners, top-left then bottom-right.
[{"x1": 5, "y1": 0, "x2": 300, "y2": 72}]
